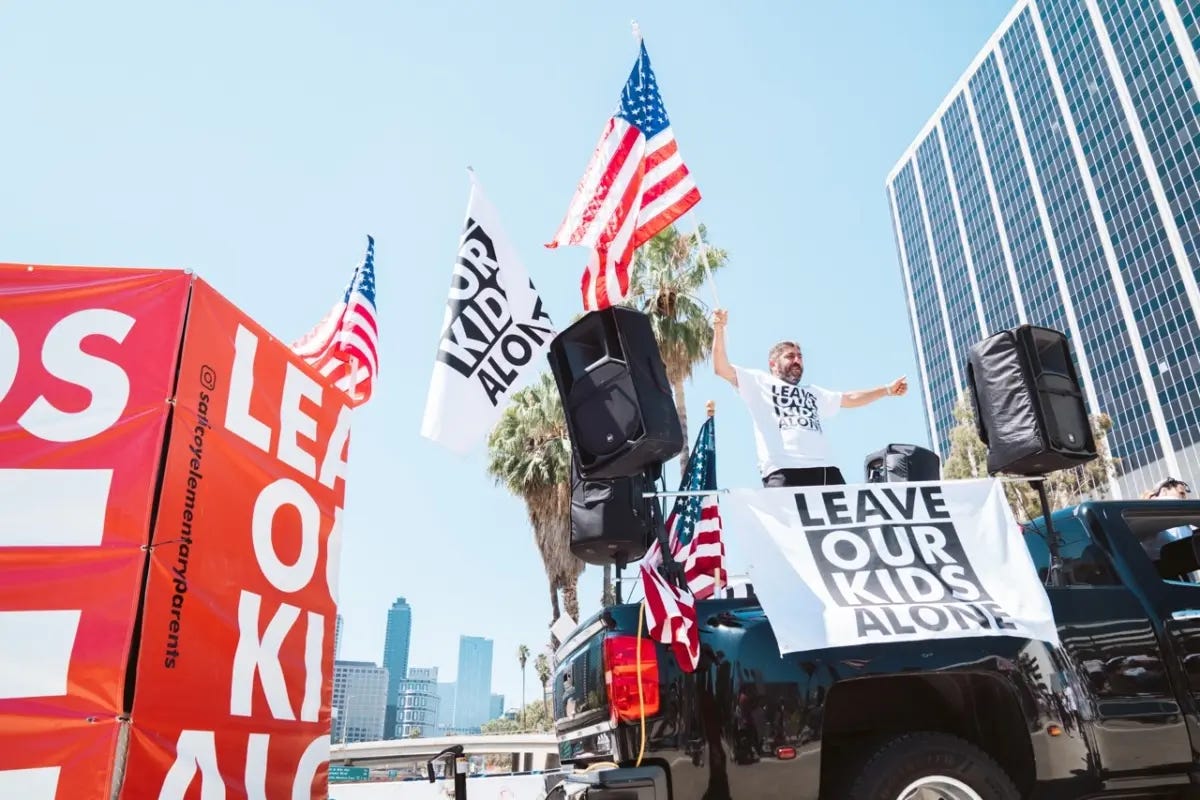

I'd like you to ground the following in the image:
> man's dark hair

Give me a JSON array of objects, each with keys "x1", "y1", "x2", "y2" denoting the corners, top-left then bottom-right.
[
  {"x1": 1150, "y1": 477, "x2": 1191, "y2": 497},
  {"x1": 768, "y1": 340, "x2": 801, "y2": 364}
]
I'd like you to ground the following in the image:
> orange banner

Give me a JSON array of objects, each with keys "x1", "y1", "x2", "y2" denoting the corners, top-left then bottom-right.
[
  {"x1": 122, "y1": 278, "x2": 348, "y2": 800},
  {"x1": 0, "y1": 264, "x2": 191, "y2": 799}
]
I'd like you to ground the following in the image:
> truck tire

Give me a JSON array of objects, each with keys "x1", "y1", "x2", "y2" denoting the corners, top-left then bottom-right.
[{"x1": 845, "y1": 732, "x2": 1019, "y2": 800}]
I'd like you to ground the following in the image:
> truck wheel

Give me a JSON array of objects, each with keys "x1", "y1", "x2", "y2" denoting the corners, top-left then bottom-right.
[{"x1": 845, "y1": 732, "x2": 1019, "y2": 800}]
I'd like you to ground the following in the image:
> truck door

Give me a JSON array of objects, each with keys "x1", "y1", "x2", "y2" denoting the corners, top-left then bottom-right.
[
  {"x1": 1024, "y1": 508, "x2": 1193, "y2": 779},
  {"x1": 1093, "y1": 500, "x2": 1200, "y2": 763}
]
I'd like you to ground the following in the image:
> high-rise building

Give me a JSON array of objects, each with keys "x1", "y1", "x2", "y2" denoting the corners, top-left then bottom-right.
[
  {"x1": 381, "y1": 597, "x2": 413, "y2": 740},
  {"x1": 886, "y1": 0, "x2": 1200, "y2": 498},
  {"x1": 489, "y1": 693, "x2": 505, "y2": 721},
  {"x1": 453, "y1": 635, "x2": 493, "y2": 733},
  {"x1": 334, "y1": 613, "x2": 343, "y2": 660},
  {"x1": 436, "y1": 682, "x2": 456, "y2": 734},
  {"x1": 398, "y1": 667, "x2": 440, "y2": 739},
  {"x1": 332, "y1": 660, "x2": 388, "y2": 744}
]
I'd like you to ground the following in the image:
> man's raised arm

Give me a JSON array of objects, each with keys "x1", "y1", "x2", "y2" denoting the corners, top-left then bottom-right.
[
  {"x1": 841, "y1": 376, "x2": 908, "y2": 408},
  {"x1": 712, "y1": 309, "x2": 738, "y2": 387}
]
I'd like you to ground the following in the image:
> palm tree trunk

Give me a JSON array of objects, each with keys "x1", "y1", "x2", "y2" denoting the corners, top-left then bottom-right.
[
  {"x1": 601, "y1": 563, "x2": 613, "y2": 607},
  {"x1": 561, "y1": 574, "x2": 580, "y2": 623},
  {"x1": 521, "y1": 665, "x2": 527, "y2": 732},
  {"x1": 548, "y1": 578, "x2": 563, "y2": 650},
  {"x1": 672, "y1": 376, "x2": 690, "y2": 478},
  {"x1": 542, "y1": 681, "x2": 550, "y2": 717}
]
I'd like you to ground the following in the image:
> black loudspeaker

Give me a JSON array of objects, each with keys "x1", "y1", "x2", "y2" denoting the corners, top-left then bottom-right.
[
  {"x1": 966, "y1": 325, "x2": 1097, "y2": 476},
  {"x1": 569, "y1": 459, "x2": 662, "y2": 566},
  {"x1": 865, "y1": 443, "x2": 942, "y2": 483},
  {"x1": 547, "y1": 307, "x2": 683, "y2": 479}
]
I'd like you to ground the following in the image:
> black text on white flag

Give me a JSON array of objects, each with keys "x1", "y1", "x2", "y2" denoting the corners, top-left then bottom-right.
[
  {"x1": 723, "y1": 479, "x2": 1058, "y2": 655},
  {"x1": 437, "y1": 218, "x2": 553, "y2": 406},
  {"x1": 422, "y1": 174, "x2": 556, "y2": 454},
  {"x1": 795, "y1": 486, "x2": 1016, "y2": 638}
]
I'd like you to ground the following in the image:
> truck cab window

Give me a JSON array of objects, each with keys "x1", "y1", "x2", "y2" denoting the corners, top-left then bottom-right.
[
  {"x1": 1120, "y1": 510, "x2": 1200, "y2": 585},
  {"x1": 1023, "y1": 515, "x2": 1121, "y2": 587}
]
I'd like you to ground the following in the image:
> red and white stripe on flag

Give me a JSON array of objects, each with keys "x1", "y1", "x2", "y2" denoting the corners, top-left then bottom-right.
[
  {"x1": 547, "y1": 41, "x2": 700, "y2": 311},
  {"x1": 669, "y1": 494, "x2": 727, "y2": 601},
  {"x1": 639, "y1": 562, "x2": 700, "y2": 672},
  {"x1": 292, "y1": 237, "x2": 379, "y2": 406}
]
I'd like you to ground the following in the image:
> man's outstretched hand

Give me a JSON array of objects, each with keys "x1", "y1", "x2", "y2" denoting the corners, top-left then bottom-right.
[
  {"x1": 887, "y1": 376, "x2": 909, "y2": 397},
  {"x1": 713, "y1": 308, "x2": 728, "y2": 329}
]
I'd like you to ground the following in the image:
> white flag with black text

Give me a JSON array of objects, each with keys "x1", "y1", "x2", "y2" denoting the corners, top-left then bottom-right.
[
  {"x1": 723, "y1": 478, "x2": 1059, "y2": 656},
  {"x1": 421, "y1": 170, "x2": 556, "y2": 453}
]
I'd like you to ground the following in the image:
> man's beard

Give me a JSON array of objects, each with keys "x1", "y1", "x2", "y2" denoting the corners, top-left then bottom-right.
[{"x1": 775, "y1": 365, "x2": 804, "y2": 384}]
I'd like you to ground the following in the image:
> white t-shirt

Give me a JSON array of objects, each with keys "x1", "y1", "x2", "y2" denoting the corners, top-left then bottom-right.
[{"x1": 733, "y1": 365, "x2": 843, "y2": 476}]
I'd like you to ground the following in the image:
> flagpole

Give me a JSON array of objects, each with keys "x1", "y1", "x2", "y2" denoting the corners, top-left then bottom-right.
[
  {"x1": 707, "y1": 399, "x2": 722, "y2": 594},
  {"x1": 629, "y1": 19, "x2": 718, "y2": 313}
]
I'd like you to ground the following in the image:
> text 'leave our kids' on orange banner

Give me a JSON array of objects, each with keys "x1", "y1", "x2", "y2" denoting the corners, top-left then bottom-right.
[
  {"x1": 121, "y1": 278, "x2": 350, "y2": 800},
  {"x1": 0, "y1": 265, "x2": 191, "y2": 800}
]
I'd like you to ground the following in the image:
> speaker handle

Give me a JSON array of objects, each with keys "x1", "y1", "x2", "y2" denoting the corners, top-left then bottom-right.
[
  {"x1": 584, "y1": 353, "x2": 625, "y2": 373},
  {"x1": 965, "y1": 362, "x2": 990, "y2": 448}
]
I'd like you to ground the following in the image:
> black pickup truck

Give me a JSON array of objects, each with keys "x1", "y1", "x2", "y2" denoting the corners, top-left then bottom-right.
[{"x1": 549, "y1": 497, "x2": 1200, "y2": 800}]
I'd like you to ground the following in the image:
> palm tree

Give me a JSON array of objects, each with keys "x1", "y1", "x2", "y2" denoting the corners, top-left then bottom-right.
[
  {"x1": 626, "y1": 224, "x2": 728, "y2": 473},
  {"x1": 487, "y1": 373, "x2": 585, "y2": 645},
  {"x1": 517, "y1": 644, "x2": 530, "y2": 732},
  {"x1": 534, "y1": 653, "x2": 552, "y2": 717}
]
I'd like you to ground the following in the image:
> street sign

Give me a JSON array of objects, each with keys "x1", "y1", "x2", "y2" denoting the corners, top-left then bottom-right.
[{"x1": 329, "y1": 765, "x2": 370, "y2": 782}]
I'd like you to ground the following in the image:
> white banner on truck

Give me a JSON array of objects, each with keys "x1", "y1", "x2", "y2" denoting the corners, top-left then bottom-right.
[{"x1": 723, "y1": 478, "x2": 1059, "y2": 656}]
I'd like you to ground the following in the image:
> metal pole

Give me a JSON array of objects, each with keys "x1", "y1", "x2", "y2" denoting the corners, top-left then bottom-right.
[
  {"x1": 454, "y1": 755, "x2": 468, "y2": 800},
  {"x1": 1034, "y1": 479, "x2": 1064, "y2": 588},
  {"x1": 642, "y1": 476, "x2": 1041, "y2": 500}
]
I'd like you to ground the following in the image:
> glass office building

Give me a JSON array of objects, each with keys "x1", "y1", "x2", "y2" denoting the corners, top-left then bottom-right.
[
  {"x1": 887, "y1": 0, "x2": 1200, "y2": 498},
  {"x1": 381, "y1": 597, "x2": 412, "y2": 740},
  {"x1": 453, "y1": 635, "x2": 493, "y2": 733}
]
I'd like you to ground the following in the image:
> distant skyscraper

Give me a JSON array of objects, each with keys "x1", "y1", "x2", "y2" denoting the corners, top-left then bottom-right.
[
  {"x1": 334, "y1": 613, "x2": 343, "y2": 660},
  {"x1": 886, "y1": 0, "x2": 1200, "y2": 498},
  {"x1": 489, "y1": 693, "x2": 504, "y2": 721},
  {"x1": 453, "y1": 635, "x2": 493, "y2": 733},
  {"x1": 381, "y1": 598, "x2": 413, "y2": 739},
  {"x1": 436, "y1": 682, "x2": 456, "y2": 734},
  {"x1": 332, "y1": 660, "x2": 388, "y2": 743},
  {"x1": 398, "y1": 667, "x2": 440, "y2": 739}
]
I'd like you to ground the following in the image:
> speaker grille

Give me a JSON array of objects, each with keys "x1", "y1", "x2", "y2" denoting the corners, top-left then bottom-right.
[
  {"x1": 1044, "y1": 391, "x2": 1090, "y2": 453},
  {"x1": 569, "y1": 361, "x2": 642, "y2": 460}
]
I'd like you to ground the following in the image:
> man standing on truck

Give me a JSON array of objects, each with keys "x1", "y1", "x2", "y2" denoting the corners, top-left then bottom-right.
[{"x1": 711, "y1": 308, "x2": 908, "y2": 487}]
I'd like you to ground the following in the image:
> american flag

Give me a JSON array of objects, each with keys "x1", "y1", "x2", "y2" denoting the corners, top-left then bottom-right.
[
  {"x1": 292, "y1": 236, "x2": 379, "y2": 406},
  {"x1": 639, "y1": 560, "x2": 699, "y2": 672},
  {"x1": 547, "y1": 40, "x2": 701, "y2": 311},
  {"x1": 638, "y1": 416, "x2": 726, "y2": 672}
]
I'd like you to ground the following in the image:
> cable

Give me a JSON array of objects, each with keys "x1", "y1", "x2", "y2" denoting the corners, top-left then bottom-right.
[{"x1": 635, "y1": 599, "x2": 647, "y2": 767}]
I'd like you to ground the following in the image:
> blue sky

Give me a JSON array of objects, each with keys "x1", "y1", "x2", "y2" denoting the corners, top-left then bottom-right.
[{"x1": 2, "y1": 1, "x2": 1012, "y2": 710}]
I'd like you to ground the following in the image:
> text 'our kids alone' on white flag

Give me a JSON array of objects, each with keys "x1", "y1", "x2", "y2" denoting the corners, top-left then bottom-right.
[
  {"x1": 421, "y1": 169, "x2": 556, "y2": 454},
  {"x1": 722, "y1": 478, "x2": 1060, "y2": 657}
]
